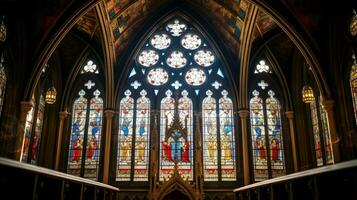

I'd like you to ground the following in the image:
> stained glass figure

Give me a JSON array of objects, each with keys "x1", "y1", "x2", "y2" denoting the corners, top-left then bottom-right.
[
  {"x1": 147, "y1": 68, "x2": 169, "y2": 86},
  {"x1": 68, "y1": 90, "x2": 87, "y2": 177},
  {"x1": 138, "y1": 50, "x2": 159, "y2": 67},
  {"x1": 151, "y1": 33, "x2": 171, "y2": 50},
  {"x1": 177, "y1": 90, "x2": 193, "y2": 180},
  {"x1": 254, "y1": 60, "x2": 272, "y2": 74},
  {"x1": 134, "y1": 90, "x2": 150, "y2": 181},
  {"x1": 310, "y1": 99, "x2": 323, "y2": 166},
  {"x1": 249, "y1": 90, "x2": 268, "y2": 181},
  {"x1": 219, "y1": 90, "x2": 236, "y2": 180},
  {"x1": 0, "y1": 54, "x2": 6, "y2": 118},
  {"x1": 266, "y1": 90, "x2": 285, "y2": 178},
  {"x1": 350, "y1": 55, "x2": 357, "y2": 125},
  {"x1": 21, "y1": 97, "x2": 35, "y2": 163},
  {"x1": 160, "y1": 90, "x2": 175, "y2": 180},
  {"x1": 202, "y1": 90, "x2": 218, "y2": 181},
  {"x1": 30, "y1": 95, "x2": 45, "y2": 164},
  {"x1": 166, "y1": 19, "x2": 187, "y2": 36},
  {"x1": 81, "y1": 60, "x2": 99, "y2": 74},
  {"x1": 83, "y1": 90, "x2": 103, "y2": 180},
  {"x1": 185, "y1": 68, "x2": 206, "y2": 86},
  {"x1": 117, "y1": 90, "x2": 134, "y2": 181},
  {"x1": 319, "y1": 96, "x2": 334, "y2": 164},
  {"x1": 194, "y1": 50, "x2": 215, "y2": 67},
  {"x1": 166, "y1": 51, "x2": 187, "y2": 68},
  {"x1": 181, "y1": 33, "x2": 202, "y2": 50}
]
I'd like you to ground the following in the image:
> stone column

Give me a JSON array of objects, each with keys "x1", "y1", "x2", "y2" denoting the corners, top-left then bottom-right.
[
  {"x1": 103, "y1": 109, "x2": 115, "y2": 184},
  {"x1": 238, "y1": 110, "x2": 250, "y2": 185},
  {"x1": 285, "y1": 111, "x2": 298, "y2": 172},
  {"x1": 54, "y1": 111, "x2": 69, "y2": 170},
  {"x1": 322, "y1": 100, "x2": 341, "y2": 162},
  {"x1": 14, "y1": 101, "x2": 33, "y2": 161}
]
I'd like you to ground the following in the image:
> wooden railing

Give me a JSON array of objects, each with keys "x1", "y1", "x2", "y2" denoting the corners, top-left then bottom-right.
[
  {"x1": 0, "y1": 157, "x2": 119, "y2": 200},
  {"x1": 234, "y1": 159, "x2": 357, "y2": 200}
]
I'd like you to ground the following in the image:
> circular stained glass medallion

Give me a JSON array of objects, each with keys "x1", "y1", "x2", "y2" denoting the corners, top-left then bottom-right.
[
  {"x1": 150, "y1": 34, "x2": 171, "y2": 50},
  {"x1": 185, "y1": 68, "x2": 206, "y2": 86},
  {"x1": 194, "y1": 50, "x2": 215, "y2": 67},
  {"x1": 181, "y1": 33, "x2": 201, "y2": 50},
  {"x1": 147, "y1": 68, "x2": 169, "y2": 86},
  {"x1": 166, "y1": 51, "x2": 187, "y2": 68},
  {"x1": 138, "y1": 50, "x2": 159, "y2": 67}
]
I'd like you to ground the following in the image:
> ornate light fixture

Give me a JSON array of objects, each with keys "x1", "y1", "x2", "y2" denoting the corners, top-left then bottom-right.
[
  {"x1": 302, "y1": 86, "x2": 314, "y2": 103},
  {"x1": 302, "y1": 62, "x2": 314, "y2": 103},
  {"x1": 45, "y1": 86, "x2": 57, "y2": 104}
]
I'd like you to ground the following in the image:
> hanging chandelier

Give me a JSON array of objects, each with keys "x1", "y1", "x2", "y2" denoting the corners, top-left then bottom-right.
[
  {"x1": 45, "y1": 87, "x2": 57, "y2": 104},
  {"x1": 302, "y1": 86, "x2": 314, "y2": 103}
]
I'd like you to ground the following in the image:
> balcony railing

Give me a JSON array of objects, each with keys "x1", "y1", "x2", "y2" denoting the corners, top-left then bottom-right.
[
  {"x1": 0, "y1": 157, "x2": 119, "y2": 200},
  {"x1": 234, "y1": 159, "x2": 357, "y2": 200}
]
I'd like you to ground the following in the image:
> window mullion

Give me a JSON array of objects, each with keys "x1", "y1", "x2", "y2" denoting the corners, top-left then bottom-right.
[
  {"x1": 80, "y1": 96, "x2": 91, "y2": 177},
  {"x1": 263, "y1": 98, "x2": 272, "y2": 179}
]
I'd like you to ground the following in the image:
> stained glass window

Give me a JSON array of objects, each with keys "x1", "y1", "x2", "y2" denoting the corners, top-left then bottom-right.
[
  {"x1": 319, "y1": 96, "x2": 334, "y2": 164},
  {"x1": 151, "y1": 34, "x2": 171, "y2": 50},
  {"x1": 350, "y1": 56, "x2": 357, "y2": 125},
  {"x1": 147, "y1": 68, "x2": 169, "y2": 85},
  {"x1": 167, "y1": 51, "x2": 187, "y2": 68},
  {"x1": 250, "y1": 90, "x2": 285, "y2": 181},
  {"x1": 310, "y1": 99, "x2": 323, "y2": 166},
  {"x1": 67, "y1": 82, "x2": 103, "y2": 180},
  {"x1": 21, "y1": 96, "x2": 35, "y2": 162},
  {"x1": 117, "y1": 90, "x2": 134, "y2": 181},
  {"x1": 181, "y1": 33, "x2": 201, "y2": 50},
  {"x1": 219, "y1": 90, "x2": 236, "y2": 181},
  {"x1": 138, "y1": 50, "x2": 159, "y2": 67},
  {"x1": 118, "y1": 16, "x2": 237, "y2": 183},
  {"x1": 166, "y1": 19, "x2": 187, "y2": 36},
  {"x1": 134, "y1": 90, "x2": 150, "y2": 181},
  {"x1": 0, "y1": 54, "x2": 6, "y2": 118},
  {"x1": 30, "y1": 95, "x2": 45, "y2": 164},
  {"x1": 185, "y1": 68, "x2": 206, "y2": 86},
  {"x1": 81, "y1": 60, "x2": 99, "y2": 74},
  {"x1": 202, "y1": 90, "x2": 218, "y2": 181},
  {"x1": 254, "y1": 60, "x2": 272, "y2": 74},
  {"x1": 194, "y1": 50, "x2": 215, "y2": 67}
]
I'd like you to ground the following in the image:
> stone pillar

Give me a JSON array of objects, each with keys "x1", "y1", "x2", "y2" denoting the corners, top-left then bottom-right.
[
  {"x1": 54, "y1": 111, "x2": 69, "y2": 170},
  {"x1": 322, "y1": 100, "x2": 341, "y2": 162},
  {"x1": 14, "y1": 101, "x2": 33, "y2": 161},
  {"x1": 285, "y1": 111, "x2": 298, "y2": 172},
  {"x1": 103, "y1": 109, "x2": 115, "y2": 184},
  {"x1": 238, "y1": 110, "x2": 250, "y2": 185}
]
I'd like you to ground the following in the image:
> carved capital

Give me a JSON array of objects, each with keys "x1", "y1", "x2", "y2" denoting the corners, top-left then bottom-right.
[
  {"x1": 104, "y1": 109, "x2": 115, "y2": 118},
  {"x1": 285, "y1": 111, "x2": 294, "y2": 119},
  {"x1": 238, "y1": 109, "x2": 249, "y2": 119},
  {"x1": 59, "y1": 111, "x2": 69, "y2": 120}
]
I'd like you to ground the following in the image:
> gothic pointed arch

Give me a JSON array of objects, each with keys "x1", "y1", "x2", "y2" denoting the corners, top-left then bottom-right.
[{"x1": 115, "y1": 10, "x2": 239, "y2": 186}]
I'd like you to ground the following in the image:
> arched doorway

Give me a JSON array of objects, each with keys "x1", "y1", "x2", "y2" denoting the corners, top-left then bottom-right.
[{"x1": 162, "y1": 190, "x2": 190, "y2": 200}]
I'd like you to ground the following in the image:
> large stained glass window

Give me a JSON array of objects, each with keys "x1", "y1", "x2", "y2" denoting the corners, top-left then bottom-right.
[
  {"x1": 67, "y1": 79, "x2": 103, "y2": 180},
  {"x1": 117, "y1": 16, "x2": 237, "y2": 182},
  {"x1": 0, "y1": 54, "x2": 6, "y2": 118},
  {"x1": 30, "y1": 95, "x2": 45, "y2": 164},
  {"x1": 310, "y1": 99, "x2": 323, "y2": 166},
  {"x1": 319, "y1": 96, "x2": 334, "y2": 164},
  {"x1": 21, "y1": 96, "x2": 35, "y2": 162},
  {"x1": 250, "y1": 88, "x2": 285, "y2": 181}
]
